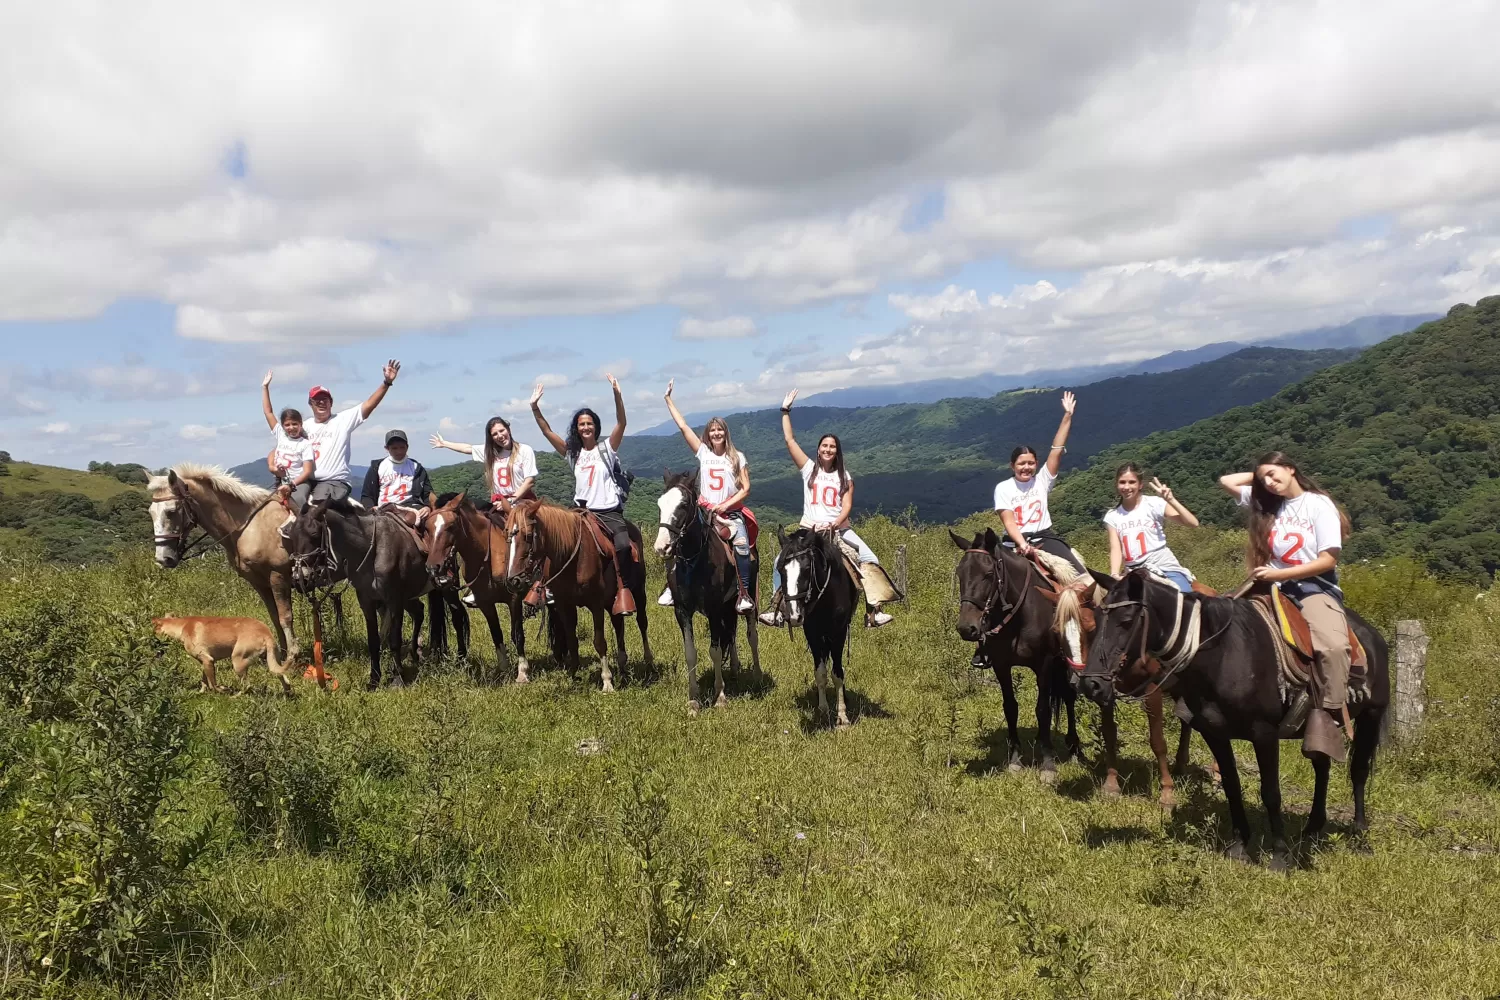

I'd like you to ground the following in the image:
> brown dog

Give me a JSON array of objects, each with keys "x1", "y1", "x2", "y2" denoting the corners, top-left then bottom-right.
[{"x1": 153, "y1": 616, "x2": 289, "y2": 693}]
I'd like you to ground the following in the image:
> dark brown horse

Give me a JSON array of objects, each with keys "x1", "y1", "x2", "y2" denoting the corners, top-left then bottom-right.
[
  {"x1": 424, "y1": 493, "x2": 531, "y2": 683},
  {"x1": 503, "y1": 499, "x2": 652, "y2": 691}
]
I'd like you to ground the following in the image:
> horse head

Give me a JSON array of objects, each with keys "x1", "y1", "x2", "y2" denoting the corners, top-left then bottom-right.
[
  {"x1": 502, "y1": 498, "x2": 543, "y2": 595},
  {"x1": 284, "y1": 497, "x2": 337, "y2": 590},
  {"x1": 424, "y1": 492, "x2": 467, "y2": 588},
  {"x1": 654, "y1": 469, "x2": 699, "y2": 558},
  {"x1": 776, "y1": 525, "x2": 835, "y2": 628},
  {"x1": 950, "y1": 527, "x2": 1016, "y2": 642},
  {"x1": 1080, "y1": 568, "x2": 1167, "y2": 705},
  {"x1": 147, "y1": 469, "x2": 192, "y2": 568}
]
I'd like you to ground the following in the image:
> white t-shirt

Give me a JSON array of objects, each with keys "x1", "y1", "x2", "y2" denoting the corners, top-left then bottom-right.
[
  {"x1": 468, "y1": 442, "x2": 538, "y2": 499},
  {"x1": 271, "y1": 427, "x2": 315, "y2": 483},
  {"x1": 1237, "y1": 486, "x2": 1343, "y2": 572},
  {"x1": 375, "y1": 457, "x2": 418, "y2": 505},
  {"x1": 570, "y1": 443, "x2": 622, "y2": 510},
  {"x1": 304, "y1": 406, "x2": 365, "y2": 484},
  {"x1": 994, "y1": 466, "x2": 1056, "y2": 534},
  {"x1": 696, "y1": 443, "x2": 746, "y2": 507},
  {"x1": 1103, "y1": 496, "x2": 1188, "y2": 576},
  {"x1": 800, "y1": 459, "x2": 849, "y2": 528}
]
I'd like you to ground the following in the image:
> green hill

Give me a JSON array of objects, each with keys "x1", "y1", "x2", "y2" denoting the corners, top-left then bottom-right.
[
  {"x1": 1049, "y1": 298, "x2": 1500, "y2": 582},
  {"x1": 0, "y1": 458, "x2": 150, "y2": 564}
]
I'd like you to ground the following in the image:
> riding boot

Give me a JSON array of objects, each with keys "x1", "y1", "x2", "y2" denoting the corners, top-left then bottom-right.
[
  {"x1": 613, "y1": 583, "x2": 637, "y2": 615},
  {"x1": 1302, "y1": 706, "x2": 1347, "y2": 764}
]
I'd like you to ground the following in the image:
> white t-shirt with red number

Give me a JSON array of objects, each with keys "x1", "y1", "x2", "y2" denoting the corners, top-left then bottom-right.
[
  {"x1": 375, "y1": 457, "x2": 418, "y2": 505},
  {"x1": 570, "y1": 443, "x2": 622, "y2": 510},
  {"x1": 994, "y1": 466, "x2": 1056, "y2": 534},
  {"x1": 800, "y1": 459, "x2": 848, "y2": 528},
  {"x1": 304, "y1": 405, "x2": 365, "y2": 484},
  {"x1": 468, "y1": 443, "x2": 538, "y2": 500},
  {"x1": 272, "y1": 427, "x2": 315, "y2": 483},
  {"x1": 1237, "y1": 486, "x2": 1343, "y2": 571},
  {"x1": 1103, "y1": 496, "x2": 1189, "y2": 577},
  {"x1": 697, "y1": 444, "x2": 746, "y2": 508}
]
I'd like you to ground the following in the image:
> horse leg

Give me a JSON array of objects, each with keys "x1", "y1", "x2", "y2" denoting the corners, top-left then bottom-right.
[
  {"x1": 610, "y1": 611, "x2": 629, "y2": 681},
  {"x1": 592, "y1": 608, "x2": 614, "y2": 693},
  {"x1": 745, "y1": 615, "x2": 763, "y2": 678},
  {"x1": 1203, "y1": 733, "x2": 1252, "y2": 860},
  {"x1": 710, "y1": 638, "x2": 728, "y2": 709},
  {"x1": 814, "y1": 654, "x2": 831, "y2": 724},
  {"x1": 1099, "y1": 702, "x2": 1121, "y2": 799},
  {"x1": 449, "y1": 592, "x2": 471, "y2": 659},
  {"x1": 332, "y1": 592, "x2": 347, "y2": 637},
  {"x1": 363, "y1": 601, "x2": 382, "y2": 690},
  {"x1": 427, "y1": 591, "x2": 448, "y2": 658},
  {"x1": 636, "y1": 608, "x2": 654, "y2": 668},
  {"x1": 404, "y1": 600, "x2": 424, "y2": 683},
  {"x1": 680, "y1": 609, "x2": 702, "y2": 715},
  {"x1": 996, "y1": 663, "x2": 1022, "y2": 771},
  {"x1": 258, "y1": 578, "x2": 297, "y2": 667},
  {"x1": 1252, "y1": 736, "x2": 1290, "y2": 871},
  {"x1": 831, "y1": 640, "x2": 850, "y2": 729},
  {"x1": 478, "y1": 601, "x2": 510, "y2": 684},
  {"x1": 1034, "y1": 668, "x2": 1057, "y2": 784},
  {"x1": 1146, "y1": 690, "x2": 1176, "y2": 809},
  {"x1": 381, "y1": 605, "x2": 404, "y2": 687},
  {"x1": 1306, "y1": 752, "x2": 1332, "y2": 839},
  {"x1": 1349, "y1": 707, "x2": 1380, "y2": 832},
  {"x1": 509, "y1": 598, "x2": 530, "y2": 683}
]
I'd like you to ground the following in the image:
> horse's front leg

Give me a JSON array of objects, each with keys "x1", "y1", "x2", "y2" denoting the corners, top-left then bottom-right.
[
  {"x1": 592, "y1": 608, "x2": 615, "y2": 693},
  {"x1": 1099, "y1": 701, "x2": 1121, "y2": 799},
  {"x1": 680, "y1": 609, "x2": 702, "y2": 715},
  {"x1": 814, "y1": 654, "x2": 831, "y2": 723},
  {"x1": 1252, "y1": 736, "x2": 1289, "y2": 870},
  {"x1": 478, "y1": 600, "x2": 510, "y2": 684},
  {"x1": 509, "y1": 597, "x2": 530, "y2": 683},
  {"x1": 745, "y1": 615, "x2": 762, "y2": 678},
  {"x1": 363, "y1": 601, "x2": 382, "y2": 690},
  {"x1": 830, "y1": 637, "x2": 850, "y2": 729},
  {"x1": 1034, "y1": 667, "x2": 1057, "y2": 784},
  {"x1": 261, "y1": 576, "x2": 298, "y2": 667},
  {"x1": 995, "y1": 661, "x2": 1022, "y2": 771},
  {"x1": 402, "y1": 599, "x2": 423, "y2": 684},
  {"x1": 1203, "y1": 732, "x2": 1252, "y2": 861},
  {"x1": 1145, "y1": 689, "x2": 1177, "y2": 809}
]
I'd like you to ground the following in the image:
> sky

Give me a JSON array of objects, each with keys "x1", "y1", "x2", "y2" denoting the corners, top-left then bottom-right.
[{"x1": 3, "y1": 0, "x2": 1500, "y2": 472}]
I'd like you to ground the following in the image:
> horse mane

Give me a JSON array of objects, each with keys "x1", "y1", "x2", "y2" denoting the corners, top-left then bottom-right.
[{"x1": 155, "y1": 463, "x2": 270, "y2": 503}]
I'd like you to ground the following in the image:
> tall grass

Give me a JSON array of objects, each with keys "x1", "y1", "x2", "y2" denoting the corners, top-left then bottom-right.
[{"x1": 0, "y1": 520, "x2": 1498, "y2": 998}]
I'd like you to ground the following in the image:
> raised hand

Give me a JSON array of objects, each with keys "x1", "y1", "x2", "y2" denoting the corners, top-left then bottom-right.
[
  {"x1": 429, "y1": 434, "x2": 445, "y2": 449},
  {"x1": 781, "y1": 388, "x2": 798, "y2": 411},
  {"x1": 664, "y1": 378, "x2": 674, "y2": 400},
  {"x1": 530, "y1": 384, "x2": 545, "y2": 407},
  {"x1": 383, "y1": 359, "x2": 401, "y2": 383},
  {"x1": 1061, "y1": 390, "x2": 1077, "y2": 415},
  {"x1": 606, "y1": 372, "x2": 621, "y2": 394},
  {"x1": 1149, "y1": 477, "x2": 1173, "y2": 499},
  {"x1": 262, "y1": 370, "x2": 274, "y2": 387}
]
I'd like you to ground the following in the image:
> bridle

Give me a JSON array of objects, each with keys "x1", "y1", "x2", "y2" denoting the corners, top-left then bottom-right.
[
  {"x1": 431, "y1": 508, "x2": 486, "y2": 592},
  {"x1": 957, "y1": 547, "x2": 1035, "y2": 640},
  {"x1": 1092, "y1": 580, "x2": 1218, "y2": 700},
  {"x1": 658, "y1": 489, "x2": 708, "y2": 568},
  {"x1": 781, "y1": 535, "x2": 832, "y2": 626},
  {"x1": 153, "y1": 484, "x2": 277, "y2": 563},
  {"x1": 507, "y1": 506, "x2": 583, "y2": 592}
]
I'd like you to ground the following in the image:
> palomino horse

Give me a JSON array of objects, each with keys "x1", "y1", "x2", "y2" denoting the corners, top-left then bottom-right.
[
  {"x1": 1082, "y1": 568, "x2": 1389, "y2": 868},
  {"x1": 654, "y1": 471, "x2": 762, "y2": 715},
  {"x1": 774, "y1": 526, "x2": 858, "y2": 728},
  {"x1": 424, "y1": 493, "x2": 532, "y2": 683},
  {"x1": 148, "y1": 464, "x2": 302, "y2": 679},
  {"x1": 503, "y1": 499, "x2": 652, "y2": 692}
]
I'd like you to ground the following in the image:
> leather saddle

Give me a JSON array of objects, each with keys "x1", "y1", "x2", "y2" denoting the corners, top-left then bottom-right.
[
  {"x1": 380, "y1": 505, "x2": 429, "y2": 555},
  {"x1": 1257, "y1": 584, "x2": 1367, "y2": 672},
  {"x1": 580, "y1": 510, "x2": 640, "y2": 614}
]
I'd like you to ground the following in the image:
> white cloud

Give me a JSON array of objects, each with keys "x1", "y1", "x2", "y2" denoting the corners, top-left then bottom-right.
[
  {"x1": 437, "y1": 416, "x2": 462, "y2": 435},
  {"x1": 179, "y1": 423, "x2": 232, "y2": 441},
  {"x1": 532, "y1": 373, "x2": 570, "y2": 389},
  {"x1": 703, "y1": 381, "x2": 742, "y2": 398},
  {"x1": 677, "y1": 315, "x2": 758, "y2": 341},
  {"x1": 39, "y1": 421, "x2": 72, "y2": 434}
]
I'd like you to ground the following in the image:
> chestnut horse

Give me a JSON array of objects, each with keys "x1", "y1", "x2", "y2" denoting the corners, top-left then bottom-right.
[
  {"x1": 424, "y1": 493, "x2": 532, "y2": 683},
  {"x1": 503, "y1": 499, "x2": 652, "y2": 691}
]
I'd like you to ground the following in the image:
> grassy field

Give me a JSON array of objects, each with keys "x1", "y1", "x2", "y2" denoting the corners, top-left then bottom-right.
[
  {"x1": 2, "y1": 517, "x2": 1500, "y2": 999},
  {"x1": 0, "y1": 462, "x2": 142, "y2": 501}
]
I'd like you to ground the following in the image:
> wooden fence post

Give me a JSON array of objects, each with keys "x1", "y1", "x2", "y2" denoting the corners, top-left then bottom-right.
[
  {"x1": 895, "y1": 545, "x2": 908, "y2": 606},
  {"x1": 1387, "y1": 619, "x2": 1428, "y2": 744}
]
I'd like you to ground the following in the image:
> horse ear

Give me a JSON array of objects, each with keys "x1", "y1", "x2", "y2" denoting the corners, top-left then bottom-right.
[
  {"x1": 167, "y1": 469, "x2": 181, "y2": 488},
  {"x1": 310, "y1": 497, "x2": 331, "y2": 519},
  {"x1": 982, "y1": 526, "x2": 999, "y2": 550},
  {"x1": 776, "y1": 523, "x2": 786, "y2": 543},
  {"x1": 1089, "y1": 568, "x2": 1120, "y2": 592},
  {"x1": 948, "y1": 529, "x2": 970, "y2": 551},
  {"x1": 663, "y1": 468, "x2": 673, "y2": 486}
]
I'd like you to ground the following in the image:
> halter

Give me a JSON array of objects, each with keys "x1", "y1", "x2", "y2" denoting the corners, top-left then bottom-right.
[
  {"x1": 432, "y1": 508, "x2": 487, "y2": 592},
  {"x1": 781, "y1": 534, "x2": 833, "y2": 624},
  {"x1": 1094, "y1": 581, "x2": 1218, "y2": 700},
  {"x1": 508, "y1": 506, "x2": 584, "y2": 591},
  {"x1": 153, "y1": 484, "x2": 277, "y2": 562},
  {"x1": 956, "y1": 547, "x2": 1035, "y2": 640},
  {"x1": 658, "y1": 490, "x2": 709, "y2": 576}
]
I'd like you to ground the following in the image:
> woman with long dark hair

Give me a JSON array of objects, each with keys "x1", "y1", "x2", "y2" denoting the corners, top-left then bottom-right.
[
  {"x1": 994, "y1": 391, "x2": 1084, "y2": 572},
  {"x1": 1104, "y1": 462, "x2": 1199, "y2": 593},
  {"x1": 1220, "y1": 452, "x2": 1355, "y2": 762},
  {"x1": 430, "y1": 415, "x2": 538, "y2": 504},
  {"x1": 532, "y1": 375, "x2": 639, "y2": 614},
  {"x1": 759, "y1": 388, "x2": 895, "y2": 629}
]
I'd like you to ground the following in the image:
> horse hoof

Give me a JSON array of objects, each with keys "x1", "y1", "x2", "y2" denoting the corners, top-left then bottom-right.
[
  {"x1": 1225, "y1": 842, "x2": 1249, "y2": 864},
  {"x1": 715, "y1": 694, "x2": 728, "y2": 709},
  {"x1": 1267, "y1": 852, "x2": 1290, "y2": 874},
  {"x1": 1039, "y1": 767, "x2": 1057, "y2": 787},
  {"x1": 835, "y1": 717, "x2": 851, "y2": 730},
  {"x1": 1101, "y1": 780, "x2": 1121, "y2": 800},
  {"x1": 687, "y1": 701, "x2": 700, "y2": 718},
  {"x1": 602, "y1": 683, "x2": 616, "y2": 695},
  {"x1": 1007, "y1": 759, "x2": 1024, "y2": 774},
  {"x1": 515, "y1": 674, "x2": 529, "y2": 685},
  {"x1": 1158, "y1": 790, "x2": 1176, "y2": 811}
]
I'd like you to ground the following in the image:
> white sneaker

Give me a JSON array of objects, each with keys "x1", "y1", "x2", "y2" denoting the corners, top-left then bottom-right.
[
  {"x1": 461, "y1": 592, "x2": 477, "y2": 607},
  {"x1": 657, "y1": 586, "x2": 674, "y2": 606},
  {"x1": 866, "y1": 611, "x2": 893, "y2": 628},
  {"x1": 735, "y1": 595, "x2": 755, "y2": 614},
  {"x1": 758, "y1": 609, "x2": 783, "y2": 627}
]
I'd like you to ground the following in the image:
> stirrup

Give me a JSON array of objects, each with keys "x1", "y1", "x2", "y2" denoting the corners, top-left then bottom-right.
[{"x1": 1278, "y1": 690, "x2": 1311, "y2": 739}]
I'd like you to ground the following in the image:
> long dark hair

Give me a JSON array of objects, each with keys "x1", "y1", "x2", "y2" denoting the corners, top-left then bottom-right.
[
  {"x1": 279, "y1": 407, "x2": 304, "y2": 427},
  {"x1": 483, "y1": 416, "x2": 515, "y2": 479},
  {"x1": 566, "y1": 408, "x2": 604, "y2": 462},
  {"x1": 807, "y1": 433, "x2": 849, "y2": 496},
  {"x1": 1245, "y1": 451, "x2": 1351, "y2": 568}
]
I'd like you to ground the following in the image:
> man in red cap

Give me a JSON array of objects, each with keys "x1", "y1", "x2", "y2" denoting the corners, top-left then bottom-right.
[{"x1": 264, "y1": 359, "x2": 402, "y2": 504}]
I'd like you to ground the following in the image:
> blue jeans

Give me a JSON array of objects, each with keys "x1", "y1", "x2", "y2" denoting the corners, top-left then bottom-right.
[{"x1": 1160, "y1": 570, "x2": 1193, "y2": 594}]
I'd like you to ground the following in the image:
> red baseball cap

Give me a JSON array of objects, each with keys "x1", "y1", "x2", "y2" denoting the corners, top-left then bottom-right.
[{"x1": 307, "y1": 385, "x2": 332, "y2": 401}]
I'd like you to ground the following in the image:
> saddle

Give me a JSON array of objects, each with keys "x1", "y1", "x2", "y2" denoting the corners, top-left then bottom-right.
[
  {"x1": 380, "y1": 505, "x2": 429, "y2": 555},
  {"x1": 1247, "y1": 585, "x2": 1367, "y2": 734},
  {"x1": 833, "y1": 537, "x2": 903, "y2": 605},
  {"x1": 1257, "y1": 584, "x2": 1367, "y2": 671},
  {"x1": 580, "y1": 510, "x2": 640, "y2": 614}
]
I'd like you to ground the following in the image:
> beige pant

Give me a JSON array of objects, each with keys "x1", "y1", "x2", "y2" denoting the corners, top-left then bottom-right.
[{"x1": 1301, "y1": 593, "x2": 1350, "y2": 710}]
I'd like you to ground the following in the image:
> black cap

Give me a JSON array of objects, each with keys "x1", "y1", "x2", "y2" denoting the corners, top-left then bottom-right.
[{"x1": 384, "y1": 429, "x2": 408, "y2": 445}]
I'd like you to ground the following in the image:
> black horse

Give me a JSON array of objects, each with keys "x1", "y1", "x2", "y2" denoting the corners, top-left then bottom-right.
[
  {"x1": 285, "y1": 498, "x2": 436, "y2": 689},
  {"x1": 653, "y1": 471, "x2": 763, "y2": 715},
  {"x1": 950, "y1": 528, "x2": 1079, "y2": 782},
  {"x1": 775, "y1": 526, "x2": 858, "y2": 728},
  {"x1": 1080, "y1": 568, "x2": 1389, "y2": 867}
]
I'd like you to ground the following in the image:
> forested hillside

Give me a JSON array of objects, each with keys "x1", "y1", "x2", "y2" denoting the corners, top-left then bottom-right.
[
  {"x1": 0, "y1": 458, "x2": 149, "y2": 564},
  {"x1": 1050, "y1": 298, "x2": 1500, "y2": 582}
]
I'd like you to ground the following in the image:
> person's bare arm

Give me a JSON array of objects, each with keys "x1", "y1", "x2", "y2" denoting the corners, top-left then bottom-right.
[
  {"x1": 1045, "y1": 391, "x2": 1076, "y2": 477},
  {"x1": 780, "y1": 389, "x2": 810, "y2": 469},
  {"x1": 1152, "y1": 478, "x2": 1199, "y2": 527},
  {"x1": 530, "y1": 384, "x2": 567, "y2": 456},
  {"x1": 261, "y1": 371, "x2": 278, "y2": 430},
  {"x1": 715, "y1": 463, "x2": 751, "y2": 514},
  {"x1": 360, "y1": 359, "x2": 401, "y2": 419},
  {"x1": 664, "y1": 380, "x2": 702, "y2": 453},
  {"x1": 1253, "y1": 550, "x2": 1338, "y2": 583},
  {"x1": 513, "y1": 476, "x2": 535, "y2": 498},
  {"x1": 1107, "y1": 525, "x2": 1123, "y2": 577},
  {"x1": 833, "y1": 480, "x2": 854, "y2": 531},
  {"x1": 606, "y1": 373, "x2": 626, "y2": 451},
  {"x1": 1219, "y1": 471, "x2": 1254, "y2": 497},
  {"x1": 429, "y1": 433, "x2": 476, "y2": 455},
  {"x1": 290, "y1": 458, "x2": 315, "y2": 488},
  {"x1": 1000, "y1": 508, "x2": 1031, "y2": 554}
]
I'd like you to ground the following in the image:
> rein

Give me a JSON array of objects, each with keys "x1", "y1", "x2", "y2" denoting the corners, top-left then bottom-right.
[
  {"x1": 958, "y1": 547, "x2": 1035, "y2": 640},
  {"x1": 1097, "y1": 583, "x2": 1231, "y2": 700},
  {"x1": 155, "y1": 488, "x2": 279, "y2": 562}
]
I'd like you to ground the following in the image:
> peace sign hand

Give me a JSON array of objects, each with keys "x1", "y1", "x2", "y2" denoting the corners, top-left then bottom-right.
[{"x1": 1149, "y1": 477, "x2": 1173, "y2": 500}]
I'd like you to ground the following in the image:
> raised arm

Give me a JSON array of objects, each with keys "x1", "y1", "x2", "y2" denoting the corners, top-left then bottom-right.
[
  {"x1": 530, "y1": 384, "x2": 567, "y2": 457},
  {"x1": 663, "y1": 380, "x2": 702, "y2": 453},
  {"x1": 1045, "y1": 391, "x2": 1075, "y2": 477},
  {"x1": 261, "y1": 371, "x2": 277, "y2": 430},
  {"x1": 1219, "y1": 471, "x2": 1254, "y2": 497},
  {"x1": 780, "y1": 389, "x2": 810, "y2": 469},
  {"x1": 429, "y1": 433, "x2": 476, "y2": 456},
  {"x1": 606, "y1": 373, "x2": 626, "y2": 451},
  {"x1": 1151, "y1": 478, "x2": 1199, "y2": 527},
  {"x1": 360, "y1": 359, "x2": 401, "y2": 419}
]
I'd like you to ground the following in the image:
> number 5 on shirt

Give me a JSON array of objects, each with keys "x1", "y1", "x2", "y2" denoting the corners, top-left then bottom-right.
[{"x1": 708, "y1": 468, "x2": 726, "y2": 493}]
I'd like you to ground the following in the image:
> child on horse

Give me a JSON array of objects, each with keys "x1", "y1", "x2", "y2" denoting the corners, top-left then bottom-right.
[
  {"x1": 531, "y1": 375, "x2": 640, "y2": 615},
  {"x1": 359, "y1": 429, "x2": 435, "y2": 510},
  {"x1": 1104, "y1": 463, "x2": 1200, "y2": 593},
  {"x1": 261, "y1": 371, "x2": 316, "y2": 512},
  {"x1": 759, "y1": 388, "x2": 896, "y2": 629},
  {"x1": 659, "y1": 380, "x2": 757, "y2": 614},
  {"x1": 262, "y1": 361, "x2": 402, "y2": 504},
  {"x1": 430, "y1": 416, "x2": 539, "y2": 506},
  {"x1": 995, "y1": 390, "x2": 1085, "y2": 574},
  {"x1": 1220, "y1": 453, "x2": 1358, "y2": 763}
]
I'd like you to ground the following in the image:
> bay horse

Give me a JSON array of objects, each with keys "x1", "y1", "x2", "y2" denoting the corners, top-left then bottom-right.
[
  {"x1": 503, "y1": 499, "x2": 652, "y2": 692},
  {"x1": 283, "y1": 497, "x2": 433, "y2": 689},
  {"x1": 774, "y1": 526, "x2": 858, "y2": 728},
  {"x1": 653, "y1": 471, "x2": 762, "y2": 715},
  {"x1": 1081, "y1": 568, "x2": 1389, "y2": 867},
  {"x1": 424, "y1": 493, "x2": 531, "y2": 683},
  {"x1": 148, "y1": 464, "x2": 303, "y2": 673}
]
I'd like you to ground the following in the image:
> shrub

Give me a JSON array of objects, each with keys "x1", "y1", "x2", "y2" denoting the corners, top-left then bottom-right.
[{"x1": 214, "y1": 704, "x2": 343, "y2": 853}]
